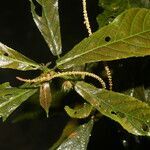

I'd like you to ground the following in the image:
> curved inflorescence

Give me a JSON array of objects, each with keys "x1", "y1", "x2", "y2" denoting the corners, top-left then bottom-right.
[{"x1": 16, "y1": 71, "x2": 106, "y2": 89}]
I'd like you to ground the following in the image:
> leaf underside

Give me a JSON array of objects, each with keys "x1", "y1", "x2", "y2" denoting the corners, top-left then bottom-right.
[
  {"x1": 30, "y1": 0, "x2": 62, "y2": 56},
  {"x1": 75, "y1": 81, "x2": 150, "y2": 136},
  {"x1": 57, "y1": 8, "x2": 150, "y2": 69}
]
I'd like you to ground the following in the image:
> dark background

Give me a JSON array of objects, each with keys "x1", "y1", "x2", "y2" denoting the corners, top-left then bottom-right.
[{"x1": 0, "y1": 0, "x2": 150, "y2": 150}]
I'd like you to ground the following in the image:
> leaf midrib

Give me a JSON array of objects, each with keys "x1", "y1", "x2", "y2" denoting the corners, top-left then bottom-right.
[
  {"x1": 42, "y1": 0, "x2": 58, "y2": 53},
  {"x1": 93, "y1": 90, "x2": 149, "y2": 124},
  {"x1": 77, "y1": 85, "x2": 149, "y2": 125},
  {"x1": 0, "y1": 55, "x2": 39, "y2": 68},
  {"x1": 58, "y1": 29, "x2": 150, "y2": 66}
]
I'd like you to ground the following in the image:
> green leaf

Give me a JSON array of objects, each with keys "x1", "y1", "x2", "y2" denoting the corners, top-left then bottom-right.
[
  {"x1": 127, "y1": 0, "x2": 150, "y2": 8},
  {"x1": 0, "y1": 82, "x2": 11, "y2": 89},
  {"x1": 99, "y1": 0, "x2": 127, "y2": 11},
  {"x1": 57, "y1": 8, "x2": 150, "y2": 69},
  {"x1": 12, "y1": 110, "x2": 41, "y2": 123},
  {"x1": 0, "y1": 82, "x2": 37, "y2": 121},
  {"x1": 123, "y1": 86, "x2": 146, "y2": 101},
  {"x1": 145, "y1": 88, "x2": 150, "y2": 103},
  {"x1": 0, "y1": 42, "x2": 40, "y2": 70},
  {"x1": 64, "y1": 103, "x2": 93, "y2": 119},
  {"x1": 55, "y1": 119, "x2": 93, "y2": 150},
  {"x1": 97, "y1": 0, "x2": 128, "y2": 28},
  {"x1": 97, "y1": 0, "x2": 150, "y2": 28},
  {"x1": 50, "y1": 119, "x2": 79, "y2": 150},
  {"x1": 75, "y1": 81, "x2": 150, "y2": 136},
  {"x1": 29, "y1": 0, "x2": 62, "y2": 56},
  {"x1": 124, "y1": 86, "x2": 150, "y2": 105}
]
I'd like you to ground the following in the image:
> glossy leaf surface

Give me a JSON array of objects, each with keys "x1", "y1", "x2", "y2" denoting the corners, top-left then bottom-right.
[
  {"x1": 75, "y1": 81, "x2": 150, "y2": 136},
  {"x1": 56, "y1": 119, "x2": 93, "y2": 150},
  {"x1": 57, "y1": 8, "x2": 150, "y2": 69},
  {"x1": 0, "y1": 82, "x2": 37, "y2": 121},
  {"x1": 0, "y1": 43, "x2": 39, "y2": 70},
  {"x1": 50, "y1": 120, "x2": 79, "y2": 150},
  {"x1": 29, "y1": 0, "x2": 62, "y2": 56}
]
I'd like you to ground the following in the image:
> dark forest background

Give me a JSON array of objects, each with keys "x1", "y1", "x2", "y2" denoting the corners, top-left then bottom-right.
[{"x1": 0, "y1": 0, "x2": 150, "y2": 149}]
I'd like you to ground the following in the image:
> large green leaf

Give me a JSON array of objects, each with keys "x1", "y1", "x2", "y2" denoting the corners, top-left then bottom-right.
[
  {"x1": 0, "y1": 82, "x2": 37, "y2": 121},
  {"x1": 29, "y1": 0, "x2": 62, "y2": 56},
  {"x1": 55, "y1": 119, "x2": 93, "y2": 150},
  {"x1": 75, "y1": 81, "x2": 150, "y2": 136},
  {"x1": 0, "y1": 43, "x2": 40, "y2": 70},
  {"x1": 57, "y1": 8, "x2": 150, "y2": 69}
]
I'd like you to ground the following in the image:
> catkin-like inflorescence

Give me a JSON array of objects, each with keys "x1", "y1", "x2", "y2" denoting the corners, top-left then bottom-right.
[
  {"x1": 104, "y1": 64, "x2": 113, "y2": 90},
  {"x1": 82, "y1": 0, "x2": 92, "y2": 36},
  {"x1": 17, "y1": 71, "x2": 106, "y2": 89}
]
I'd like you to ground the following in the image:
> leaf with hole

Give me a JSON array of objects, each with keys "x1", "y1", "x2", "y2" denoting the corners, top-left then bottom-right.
[
  {"x1": 75, "y1": 81, "x2": 150, "y2": 136},
  {"x1": 57, "y1": 8, "x2": 150, "y2": 69},
  {"x1": 55, "y1": 119, "x2": 93, "y2": 150},
  {"x1": 29, "y1": 0, "x2": 62, "y2": 56},
  {"x1": 64, "y1": 103, "x2": 93, "y2": 119},
  {"x1": 0, "y1": 43, "x2": 40, "y2": 70},
  {"x1": 0, "y1": 82, "x2": 37, "y2": 121}
]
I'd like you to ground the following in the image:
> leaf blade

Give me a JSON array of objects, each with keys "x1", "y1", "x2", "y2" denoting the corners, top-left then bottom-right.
[
  {"x1": 75, "y1": 81, "x2": 150, "y2": 136},
  {"x1": 55, "y1": 119, "x2": 93, "y2": 150},
  {"x1": 50, "y1": 119, "x2": 79, "y2": 150},
  {"x1": 97, "y1": 0, "x2": 150, "y2": 28},
  {"x1": 0, "y1": 42, "x2": 40, "y2": 70},
  {"x1": 64, "y1": 103, "x2": 93, "y2": 119},
  {"x1": 0, "y1": 83, "x2": 37, "y2": 121},
  {"x1": 57, "y1": 8, "x2": 150, "y2": 69},
  {"x1": 30, "y1": 0, "x2": 62, "y2": 56}
]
